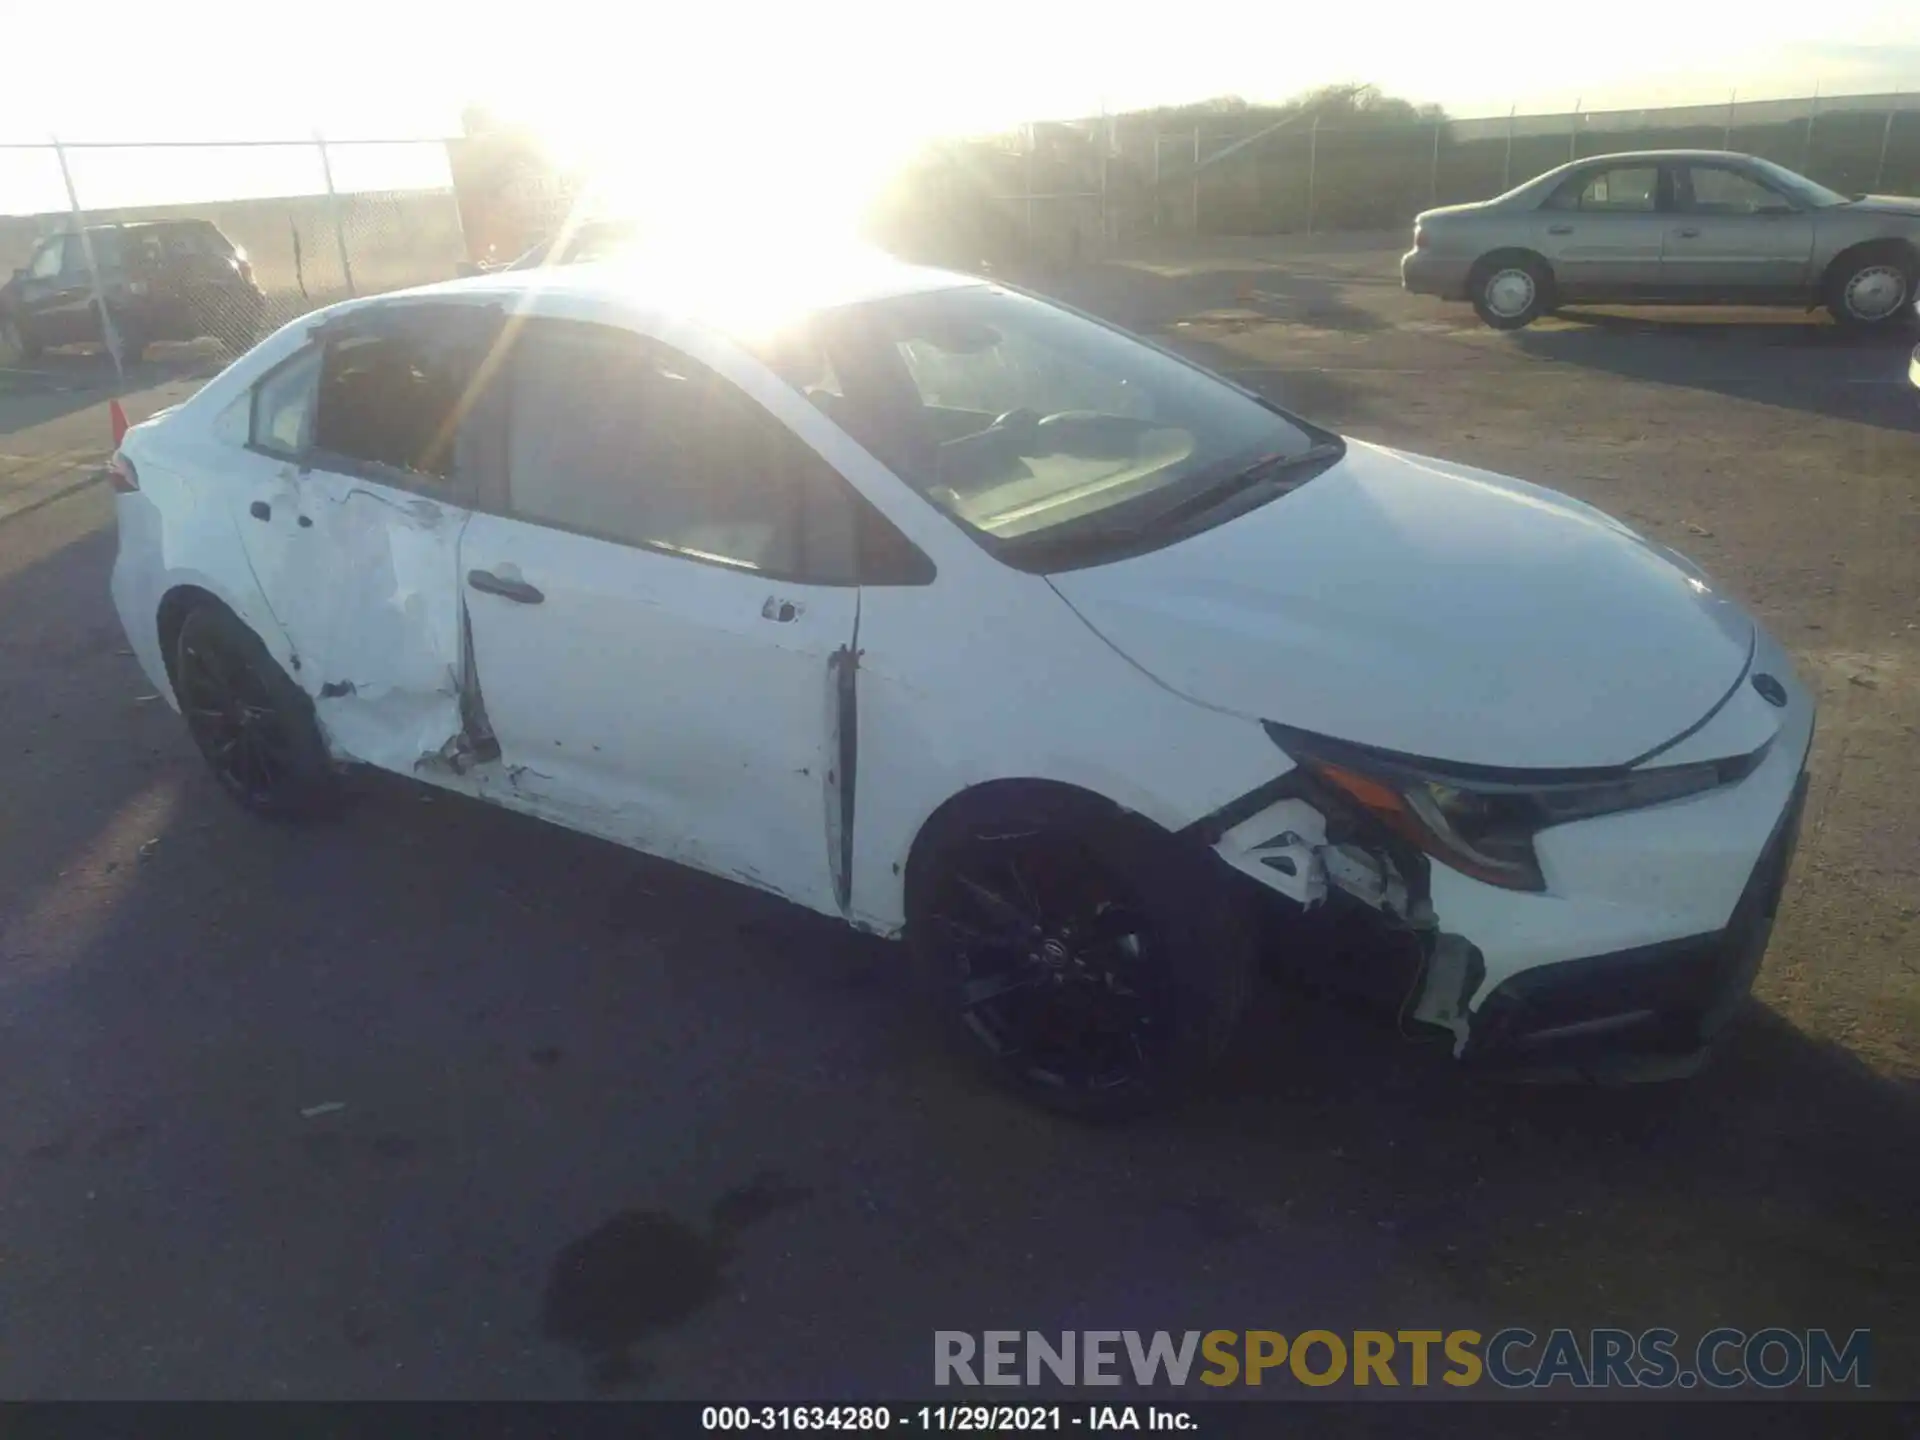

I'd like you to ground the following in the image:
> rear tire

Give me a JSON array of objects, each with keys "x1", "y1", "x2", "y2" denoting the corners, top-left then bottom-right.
[
  {"x1": 906, "y1": 791, "x2": 1256, "y2": 1119},
  {"x1": 173, "y1": 604, "x2": 336, "y2": 820},
  {"x1": 1470, "y1": 253, "x2": 1553, "y2": 330},
  {"x1": 1824, "y1": 245, "x2": 1915, "y2": 330}
]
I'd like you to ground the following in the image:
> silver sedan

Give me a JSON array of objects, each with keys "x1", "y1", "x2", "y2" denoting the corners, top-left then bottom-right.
[{"x1": 1403, "y1": 149, "x2": 1920, "y2": 330}]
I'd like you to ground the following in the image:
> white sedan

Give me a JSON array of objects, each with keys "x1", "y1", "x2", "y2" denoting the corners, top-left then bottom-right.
[{"x1": 108, "y1": 253, "x2": 1814, "y2": 1115}]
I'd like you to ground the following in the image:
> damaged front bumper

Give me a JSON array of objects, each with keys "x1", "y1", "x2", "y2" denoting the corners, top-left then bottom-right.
[
  {"x1": 1206, "y1": 633, "x2": 1815, "y2": 1083},
  {"x1": 1457, "y1": 768, "x2": 1807, "y2": 1081}
]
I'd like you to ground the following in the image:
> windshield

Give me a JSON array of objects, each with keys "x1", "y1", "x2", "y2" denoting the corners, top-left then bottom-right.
[
  {"x1": 759, "y1": 285, "x2": 1326, "y2": 561},
  {"x1": 1748, "y1": 158, "x2": 1848, "y2": 208}
]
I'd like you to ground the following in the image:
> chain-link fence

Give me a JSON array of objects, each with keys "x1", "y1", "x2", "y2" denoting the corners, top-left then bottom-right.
[
  {"x1": 1113, "y1": 90, "x2": 1920, "y2": 238},
  {"x1": 0, "y1": 137, "x2": 463, "y2": 372},
  {"x1": 871, "y1": 91, "x2": 1920, "y2": 270}
]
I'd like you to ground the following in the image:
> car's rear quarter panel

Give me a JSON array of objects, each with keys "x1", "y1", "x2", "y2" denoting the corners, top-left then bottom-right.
[{"x1": 110, "y1": 417, "x2": 289, "y2": 711}]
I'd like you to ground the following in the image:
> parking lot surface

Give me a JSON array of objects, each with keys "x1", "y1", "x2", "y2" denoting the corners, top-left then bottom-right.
[{"x1": 0, "y1": 241, "x2": 1914, "y2": 1399}]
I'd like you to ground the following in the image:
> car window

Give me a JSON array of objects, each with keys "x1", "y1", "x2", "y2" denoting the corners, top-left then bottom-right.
[
  {"x1": 179, "y1": 226, "x2": 233, "y2": 257},
  {"x1": 1549, "y1": 166, "x2": 1659, "y2": 212},
  {"x1": 503, "y1": 322, "x2": 860, "y2": 583},
  {"x1": 896, "y1": 327, "x2": 1152, "y2": 424},
  {"x1": 86, "y1": 231, "x2": 126, "y2": 270},
  {"x1": 311, "y1": 323, "x2": 476, "y2": 486},
  {"x1": 249, "y1": 346, "x2": 322, "y2": 459},
  {"x1": 26, "y1": 239, "x2": 63, "y2": 279},
  {"x1": 782, "y1": 285, "x2": 1321, "y2": 558},
  {"x1": 1679, "y1": 166, "x2": 1789, "y2": 215}
]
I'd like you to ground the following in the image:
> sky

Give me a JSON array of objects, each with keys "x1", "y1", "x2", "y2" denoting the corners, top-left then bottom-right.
[{"x1": 2, "y1": 0, "x2": 1917, "y2": 214}]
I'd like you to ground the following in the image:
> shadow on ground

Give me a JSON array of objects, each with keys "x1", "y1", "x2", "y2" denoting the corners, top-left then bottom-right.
[{"x1": 1513, "y1": 310, "x2": 1918, "y2": 433}]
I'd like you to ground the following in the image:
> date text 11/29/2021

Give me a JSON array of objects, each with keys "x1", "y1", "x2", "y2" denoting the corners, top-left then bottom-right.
[{"x1": 702, "y1": 1406, "x2": 1194, "y2": 1432}]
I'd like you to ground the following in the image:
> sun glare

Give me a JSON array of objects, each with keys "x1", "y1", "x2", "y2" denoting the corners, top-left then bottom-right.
[{"x1": 508, "y1": 94, "x2": 922, "y2": 253}]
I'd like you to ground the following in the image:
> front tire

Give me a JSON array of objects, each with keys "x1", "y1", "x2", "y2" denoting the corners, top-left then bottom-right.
[
  {"x1": 1825, "y1": 246, "x2": 1914, "y2": 330},
  {"x1": 1470, "y1": 254, "x2": 1553, "y2": 330},
  {"x1": 174, "y1": 604, "x2": 335, "y2": 819},
  {"x1": 907, "y1": 795, "x2": 1255, "y2": 1119}
]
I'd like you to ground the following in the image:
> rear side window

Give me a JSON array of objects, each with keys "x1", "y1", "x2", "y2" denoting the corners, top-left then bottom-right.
[
  {"x1": 502, "y1": 321, "x2": 867, "y2": 583},
  {"x1": 1548, "y1": 166, "x2": 1659, "y2": 212},
  {"x1": 249, "y1": 346, "x2": 321, "y2": 459},
  {"x1": 26, "y1": 239, "x2": 64, "y2": 279},
  {"x1": 311, "y1": 323, "x2": 478, "y2": 488}
]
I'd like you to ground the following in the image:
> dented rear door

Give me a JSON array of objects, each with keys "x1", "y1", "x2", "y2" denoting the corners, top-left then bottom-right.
[{"x1": 227, "y1": 303, "x2": 494, "y2": 770}]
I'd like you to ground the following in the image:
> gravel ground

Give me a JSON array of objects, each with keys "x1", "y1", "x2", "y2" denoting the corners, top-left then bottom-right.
[{"x1": 0, "y1": 241, "x2": 1913, "y2": 1403}]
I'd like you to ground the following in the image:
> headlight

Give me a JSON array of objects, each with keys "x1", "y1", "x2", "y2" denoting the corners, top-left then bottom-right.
[{"x1": 1268, "y1": 725, "x2": 1764, "y2": 892}]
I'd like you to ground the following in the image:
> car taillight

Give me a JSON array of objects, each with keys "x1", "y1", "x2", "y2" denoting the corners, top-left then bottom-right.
[
  {"x1": 108, "y1": 453, "x2": 139, "y2": 493},
  {"x1": 1413, "y1": 225, "x2": 1429, "y2": 249}
]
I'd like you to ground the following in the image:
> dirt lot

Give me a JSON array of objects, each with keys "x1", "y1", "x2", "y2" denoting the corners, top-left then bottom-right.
[{"x1": 0, "y1": 239, "x2": 1914, "y2": 1403}]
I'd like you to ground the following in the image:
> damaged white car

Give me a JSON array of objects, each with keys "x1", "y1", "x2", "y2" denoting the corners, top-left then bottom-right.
[{"x1": 108, "y1": 255, "x2": 1813, "y2": 1116}]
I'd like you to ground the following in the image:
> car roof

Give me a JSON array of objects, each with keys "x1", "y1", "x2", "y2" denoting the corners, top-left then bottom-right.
[
  {"x1": 1562, "y1": 149, "x2": 1761, "y2": 165},
  {"x1": 369, "y1": 247, "x2": 987, "y2": 331}
]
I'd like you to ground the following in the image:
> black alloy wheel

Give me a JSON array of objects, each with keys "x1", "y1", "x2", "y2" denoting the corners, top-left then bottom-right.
[
  {"x1": 925, "y1": 829, "x2": 1176, "y2": 1110},
  {"x1": 173, "y1": 605, "x2": 333, "y2": 817},
  {"x1": 179, "y1": 628, "x2": 296, "y2": 806}
]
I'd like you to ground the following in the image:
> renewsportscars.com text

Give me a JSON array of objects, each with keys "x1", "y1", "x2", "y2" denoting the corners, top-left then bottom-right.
[{"x1": 934, "y1": 1328, "x2": 1872, "y2": 1390}]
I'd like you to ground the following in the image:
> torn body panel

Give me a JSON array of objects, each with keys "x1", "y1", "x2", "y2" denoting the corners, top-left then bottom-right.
[{"x1": 238, "y1": 469, "x2": 473, "y2": 772}]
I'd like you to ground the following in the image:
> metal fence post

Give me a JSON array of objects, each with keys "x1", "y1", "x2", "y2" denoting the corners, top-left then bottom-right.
[
  {"x1": 1024, "y1": 125, "x2": 1036, "y2": 249},
  {"x1": 51, "y1": 136, "x2": 122, "y2": 380},
  {"x1": 316, "y1": 132, "x2": 356, "y2": 297},
  {"x1": 1569, "y1": 98, "x2": 1581, "y2": 162},
  {"x1": 1150, "y1": 121, "x2": 1162, "y2": 232},
  {"x1": 1723, "y1": 91, "x2": 1736, "y2": 150},
  {"x1": 1305, "y1": 116, "x2": 1319, "y2": 234},
  {"x1": 1503, "y1": 105, "x2": 1515, "y2": 190},
  {"x1": 1191, "y1": 129, "x2": 1200, "y2": 235},
  {"x1": 1099, "y1": 108, "x2": 1112, "y2": 253},
  {"x1": 1801, "y1": 84, "x2": 1821, "y2": 173},
  {"x1": 1873, "y1": 91, "x2": 1899, "y2": 191},
  {"x1": 1429, "y1": 121, "x2": 1441, "y2": 207}
]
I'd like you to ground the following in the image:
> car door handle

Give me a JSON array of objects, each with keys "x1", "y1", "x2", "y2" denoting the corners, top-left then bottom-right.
[
  {"x1": 467, "y1": 569, "x2": 545, "y2": 604},
  {"x1": 1674, "y1": 227, "x2": 1701, "y2": 239},
  {"x1": 249, "y1": 500, "x2": 271, "y2": 521},
  {"x1": 1547, "y1": 224, "x2": 1574, "y2": 235},
  {"x1": 760, "y1": 595, "x2": 804, "y2": 623}
]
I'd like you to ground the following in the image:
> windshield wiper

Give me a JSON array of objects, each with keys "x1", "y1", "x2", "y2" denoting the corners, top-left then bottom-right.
[
  {"x1": 999, "y1": 440, "x2": 1346, "y2": 565},
  {"x1": 1132, "y1": 440, "x2": 1347, "y2": 531}
]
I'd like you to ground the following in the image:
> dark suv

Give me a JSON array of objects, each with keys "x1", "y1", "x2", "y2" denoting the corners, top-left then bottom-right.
[{"x1": 1, "y1": 219, "x2": 266, "y2": 364}]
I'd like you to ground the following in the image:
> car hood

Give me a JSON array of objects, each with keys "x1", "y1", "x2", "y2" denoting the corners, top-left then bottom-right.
[
  {"x1": 1841, "y1": 194, "x2": 1920, "y2": 217},
  {"x1": 1415, "y1": 200, "x2": 1491, "y2": 224},
  {"x1": 1047, "y1": 441, "x2": 1756, "y2": 771}
]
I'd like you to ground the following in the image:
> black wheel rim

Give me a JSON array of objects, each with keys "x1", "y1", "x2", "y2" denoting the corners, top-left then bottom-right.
[
  {"x1": 929, "y1": 833, "x2": 1170, "y2": 1096},
  {"x1": 178, "y1": 634, "x2": 294, "y2": 805}
]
